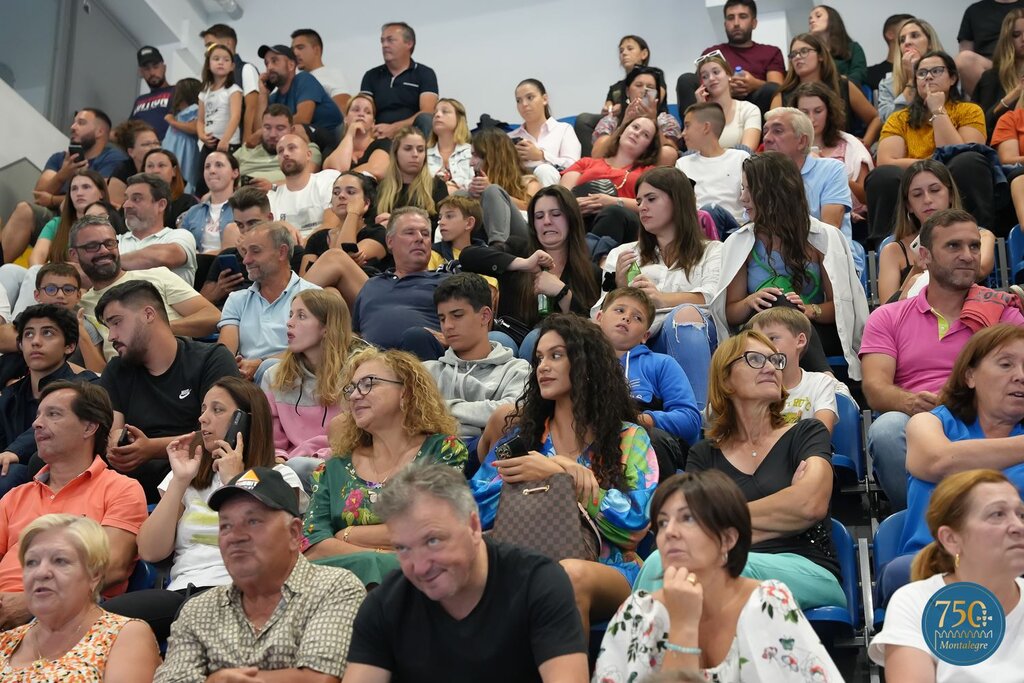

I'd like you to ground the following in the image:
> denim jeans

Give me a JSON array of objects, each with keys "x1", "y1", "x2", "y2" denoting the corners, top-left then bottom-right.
[
  {"x1": 649, "y1": 304, "x2": 717, "y2": 411},
  {"x1": 867, "y1": 411, "x2": 911, "y2": 511}
]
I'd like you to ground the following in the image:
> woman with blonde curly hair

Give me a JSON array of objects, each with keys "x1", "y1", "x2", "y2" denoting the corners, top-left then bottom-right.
[
  {"x1": 302, "y1": 348, "x2": 467, "y2": 560},
  {"x1": 262, "y1": 290, "x2": 366, "y2": 488}
]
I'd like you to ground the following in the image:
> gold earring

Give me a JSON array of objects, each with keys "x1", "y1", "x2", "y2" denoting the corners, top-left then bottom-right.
[{"x1": 954, "y1": 553, "x2": 960, "y2": 570}]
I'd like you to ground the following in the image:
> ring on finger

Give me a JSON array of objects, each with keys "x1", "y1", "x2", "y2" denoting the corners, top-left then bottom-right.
[{"x1": 686, "y1": 573, "x2": 698, "y2": 585}]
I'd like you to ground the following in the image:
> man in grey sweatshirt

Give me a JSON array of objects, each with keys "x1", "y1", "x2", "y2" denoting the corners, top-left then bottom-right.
[{"x1": 424, "y1": 274, "x2": 530, "y2": 449}]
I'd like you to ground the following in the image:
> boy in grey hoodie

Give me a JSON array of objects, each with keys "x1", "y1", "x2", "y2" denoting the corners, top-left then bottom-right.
[{"x1": 424, "y1": 273, "x2": 530, "y2": 450}]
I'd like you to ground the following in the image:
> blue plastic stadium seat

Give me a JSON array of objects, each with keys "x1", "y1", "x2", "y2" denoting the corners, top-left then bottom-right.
[
  {"x1": 871, "y1": 509, "x2": 907, "y2": 627},
  {"x1": 126, "y1": 559, "x2": 159, "y2": 592},
  {"x1": 804, "y1": 518, "x2": 860, "y2": 635},
  {"x1": 831, "y1": 394, "x2": 864, "y2": 485},
  {"x1": 1008, "y1": 225, "x2": 1024, "y2": 285}
]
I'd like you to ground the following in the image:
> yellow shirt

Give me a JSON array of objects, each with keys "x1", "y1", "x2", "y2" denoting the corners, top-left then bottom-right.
[
  {"x1": 879, "y1": 101, "x2": 986, "y2": 160},
  {"x1": 428, "y1": 247, "x2": 499, "y2": 289}
]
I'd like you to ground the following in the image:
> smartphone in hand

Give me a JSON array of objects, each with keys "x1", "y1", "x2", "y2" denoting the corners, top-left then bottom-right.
[{"x1": 222, "y1": 410, "x2": 251, "y2": 449}]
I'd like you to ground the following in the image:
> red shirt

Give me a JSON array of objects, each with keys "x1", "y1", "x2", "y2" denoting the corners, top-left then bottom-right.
[
  {"x1": 701, "y1": 42, "x2": 786, "y2": 81},
  {"x1": 563, "y1": 158, "x2": 654, "y2": 199}
]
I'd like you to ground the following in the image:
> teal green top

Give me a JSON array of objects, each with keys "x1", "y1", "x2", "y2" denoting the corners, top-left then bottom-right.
[
  {"x1": 302, "y1": 433, "x2": 468, "y2": 547},
  {"x1": 38, "y1": 216, "x2": 60, "y2": 242}
]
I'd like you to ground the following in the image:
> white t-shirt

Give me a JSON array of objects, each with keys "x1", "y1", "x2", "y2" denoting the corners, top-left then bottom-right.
[
  {"x1": 118, "y1": 227, "x2": 198, "y2": 284},
  {"x1": 676, "y1": 148, "x2": 749, "y2": 223},
  {"x1": 310, "y1": 65, "x2": 349, "y2": 97},
  {"x1": 781, "y1": 369, "x2": 847, "y2": 424},
  {"x1": 158, "y1": 464, "x2": 307, "y2": 591},
  {"x1": 240, "y1": 62, "x2": 260, "y2": 96},
  {"x1": 869, "y1": 574, "x2": 1024, "y2": 683},
  {"x1": 267, "y1": 169, "x2": 341, "y2": 238},
  {"x1": 201, "y1": 201, "x2": 228, "y2": 253},
  {"x1": 718, "y1": 100, "x2": 762, "y2": 149},
  {"x1": 198, "y1": 84, "x2": 243, "y2": 144}
]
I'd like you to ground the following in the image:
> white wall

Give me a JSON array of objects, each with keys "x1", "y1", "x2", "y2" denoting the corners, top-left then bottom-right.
[
  {"x1": 148, "y1": 0, "x2": 963, "y2": 124},
  {"x1": 0, "y1": 79, "x2": 67, "y2": 170}
]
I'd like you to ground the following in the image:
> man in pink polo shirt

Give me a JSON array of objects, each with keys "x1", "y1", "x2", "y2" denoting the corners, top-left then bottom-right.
[
  {"x1": 0, "y1": 381, "x2": 146, "y2": 628},
  {"x1": 860, "y1": 209, "x2": 1024, "y2": 511}
]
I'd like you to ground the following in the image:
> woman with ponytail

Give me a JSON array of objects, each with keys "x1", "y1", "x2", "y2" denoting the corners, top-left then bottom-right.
[{"x1": 869, "y1": 468, "x2": 1024, "y2": 682}]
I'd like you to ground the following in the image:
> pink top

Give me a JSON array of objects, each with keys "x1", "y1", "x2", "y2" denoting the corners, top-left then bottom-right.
[{"x1": 859, "y1": 287, "x2": 1024, "y2": 393}]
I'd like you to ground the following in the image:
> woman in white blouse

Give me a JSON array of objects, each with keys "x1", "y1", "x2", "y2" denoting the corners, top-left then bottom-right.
[
  {"x1": 693, "y1": 51, "x2": 762, "y2": 151},
  {"x1": 426, "y1": 97, "x2": 473, "y2": 193},
  {"x1": 594, "y1": 470, "x2": 841, "y2": 682},
  {"x1": 594, "y1": 167, "x2": 722, "y2": 408},
  {"x1": 869, "y1": 468, "x2": 1024, "y2": 683},
  {"x1": 507, "y1": 79, "x2": 581, "y2": 187}
]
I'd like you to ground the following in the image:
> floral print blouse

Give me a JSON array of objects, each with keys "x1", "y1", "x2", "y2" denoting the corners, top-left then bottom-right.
[
  {"x1": 302, "y1": 433, "x2": 467, "y2": 548},
  {"x1": 593, "y1": 580, "x2": 842, "y2": 682}
]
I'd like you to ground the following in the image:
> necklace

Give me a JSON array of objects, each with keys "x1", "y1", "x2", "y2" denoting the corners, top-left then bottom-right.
[
  {"x1": 366, "y1": 446, "x2": 418, "y2": 504},
  {"x1": 32, "y1": 606, "x2": 97, "y2": 664}
]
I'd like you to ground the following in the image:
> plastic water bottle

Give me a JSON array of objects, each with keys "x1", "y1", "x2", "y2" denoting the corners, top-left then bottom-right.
[{"x1": 626, "y1": 260, "x2": 642, "y2": 285}]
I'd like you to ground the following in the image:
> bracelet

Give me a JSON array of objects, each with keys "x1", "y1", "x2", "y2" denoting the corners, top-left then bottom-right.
[
  {"x1": 342, "y1": 528, "x2": 351, "y2": 543},
  {"x1": 928, "y1": 108, "x2": 948, "y2": 124},
  {"x1": 552, "y1": 283, "x2": 571, "y2": 304},
  {"x1": 1002, "y1": 97, "x2": 1013, "y2": 109},
  {"x1": 616, "y1": 198, "x2": 624, "y2": 208},
  {"x1": 664, "y1": 642, "x2": 701, "y2": 656}
]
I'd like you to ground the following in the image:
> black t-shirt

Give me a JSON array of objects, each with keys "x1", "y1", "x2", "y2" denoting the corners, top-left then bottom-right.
[
  {"x1": 167, "y1": 194, "x2": 198, "y2": 229},
  {"x1": 304, "y1": 224, "x2": 387, "y2": 260},
  {"x1": 604, "y1": 79, "x2": 625, "y2": 106},
  {"x1": 959, "y1": 0, "x2": 1024, "y2": 58},
  {"x1": 358, "y1": 137, "x2": 391, "y2": 165},
  {"x1": 686, "y1": 419, "x2": 840, "y2": 580},
  {"x1": 347, "y1": 539, "x2": 585, "y2": 682},
  {"x1": 865, "y1": 60, "x2": 892, "y2": 93},
  {"x1": 99, "y1": 337, "x2": 239, "y2": 437}
]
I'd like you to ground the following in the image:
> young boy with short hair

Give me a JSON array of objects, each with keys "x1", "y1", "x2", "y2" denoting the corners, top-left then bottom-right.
[
  {"x1": 595, "y1": 287, "x2": 701, "y2": 447},
  {"x1": 429, "y1": 196, "x2": 497, "y2": 291},
  {"x1": 749, "y1": 307, "x2": 851, "y2": 433},
  {"x1": 676, "y1": 102, "x2": 749, "y2": 236}
]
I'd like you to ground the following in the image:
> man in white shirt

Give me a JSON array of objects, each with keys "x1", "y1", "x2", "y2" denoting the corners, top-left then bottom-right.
[
  {"x1": 291, "y1": 28, "x2": 350, "y2": 112},
  {"x1": 676, "y1": 102, "x2": 749, "y2": 236},
  {"x1": 119, "y1": 174, "x2": 198, "y2": 284},
  {"x1": 268, "y1": 135, "x2": 340, "y2": 241}
]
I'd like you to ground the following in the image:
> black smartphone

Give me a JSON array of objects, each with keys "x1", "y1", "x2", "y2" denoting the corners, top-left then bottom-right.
[
  {"x1": 222, "y1": 409, "x2": 251, "y2": 449},
  {"x1": 240, "y1": 175, "x2": 254, "y2": 186},
  {"x1": 216, "y1": 253, "x2": 243, "y2": 276},
  {"x1": 341, "y1": 243, "x2": 360, "y2": 254},
  {"x1": 510, "y1": 137, "x2": 524, "y2": 145},
  {"x1": 495, "y1": 435, "x2": 530, "y2": 460},
  {"x1": 67, "y1": 144, "x2": 84, "y2": 161},
  {"x1": 116, "y1": 426, "x2": 131, "y2": 447}
]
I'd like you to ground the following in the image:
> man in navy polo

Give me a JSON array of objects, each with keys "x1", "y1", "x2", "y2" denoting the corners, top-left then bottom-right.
[
  {"x1": 359, "y1": 22, "x2": 438, "y2": 139},
  {"x1": 129, "y1": 46, "x2": 175, "y2": 138},
  {"x1": 256, "y1": 44, "x2": 342, "y2": 148}
]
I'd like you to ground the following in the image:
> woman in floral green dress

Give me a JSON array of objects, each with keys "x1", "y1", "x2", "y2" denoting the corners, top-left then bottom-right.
[
  {"x1": 302, "y1": 348, "x2": 467, "y2": 559},
  {"x1": 593, "y1": 470, "x2": 841, "y2": 682}
]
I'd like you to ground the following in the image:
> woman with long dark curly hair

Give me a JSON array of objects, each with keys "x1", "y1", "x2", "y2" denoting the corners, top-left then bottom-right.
[
  {"x1": 471, "y1": 313, "x2": 659, "y2": 635},
  {"x1": 712, "y1": 151, "x2": 868, "y2": 379}
]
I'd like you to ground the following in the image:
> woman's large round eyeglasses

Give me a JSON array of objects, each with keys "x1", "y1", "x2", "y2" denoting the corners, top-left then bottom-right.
[
  {"x1": 342, "y1": 376, "x2": 404, "y2": 399},
  {"x1": 728, "y1": 351, "x2": 787, "y2": 371}
]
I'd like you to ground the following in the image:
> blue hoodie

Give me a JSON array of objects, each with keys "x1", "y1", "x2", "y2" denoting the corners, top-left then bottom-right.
[{"x1": 620, "y1": 344, "x2": 701, "y2": 444}]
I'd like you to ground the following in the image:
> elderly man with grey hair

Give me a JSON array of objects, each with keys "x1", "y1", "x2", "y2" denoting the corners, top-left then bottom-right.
[
  {"x1": 349, "y1": 207, "x2": 451, "y2": 359},
  {"x1": 761, "y1": 107, "x2": 863, "y2": 273},
  {"x1": 342, "y1": 464, "x2": 588, "y2": 683},
  {"x1": 218, "y1": 221, "x2": 320, "y2": 381}
]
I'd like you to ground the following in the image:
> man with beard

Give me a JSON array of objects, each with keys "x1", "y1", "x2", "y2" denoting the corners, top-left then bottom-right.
[
  {"x1": 129, "y1": 46, "x2": 175, "y2": 138},
  {"x1": 675, "y1": 0, "x2": 785, "y2": 116},
  {"x1": 119, "y1": 173, "x2": 198, "y2": 284},
  {"x1": 860, "y1": 209, "x2": 1024, "y2": 512},
  {"x1": 97, "y1": 279, "x2": 238, "y2": 502},
  {"x1": 256, "y1": 44, "x2": 341, "y2": 149},
  {"x1": 233, "y1": 104, "x2": 322, "y2": 191},
  {"x1": 218, "y1": 222, "x2": 319, "y2": 381},
  {"x1": 69, "y1": 214, "x2": 219, "y2": 362},
  {"x1": 267, "y1": 134, "x2": 340, "y2": 240},
  {"x1": 1, "y1": 108, "x2": 127, "y2": 263}
]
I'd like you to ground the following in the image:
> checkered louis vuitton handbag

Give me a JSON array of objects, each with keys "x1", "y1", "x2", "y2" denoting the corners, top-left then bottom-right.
[{"x1": 490, "y1": 472, "x2": 601, "y2": 562}]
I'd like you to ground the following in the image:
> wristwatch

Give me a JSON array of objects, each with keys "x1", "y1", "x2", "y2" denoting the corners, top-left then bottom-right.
[{"x1": 809, "y1": 303, "x2": 822, "y2": 319}]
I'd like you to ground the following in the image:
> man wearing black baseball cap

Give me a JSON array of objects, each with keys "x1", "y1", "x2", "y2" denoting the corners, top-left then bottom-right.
[
  {"x1": 156, "y1": 466, "x2": 366, "y2": 681},
  {"x1": 130, "y1": 46, "x2": 175, "y2": 138},
  {"x1": 254, "y1": 42, "x2": 342, "y2": 149}
]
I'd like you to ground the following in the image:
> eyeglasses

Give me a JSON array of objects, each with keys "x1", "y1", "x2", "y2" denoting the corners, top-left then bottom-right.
[
  {"x1": 916, "y1": 66, "x2": 948, "y2": 80},
  {"x1": 71, "y1": 239, "x2": 118, "y2": 253},
  {"x1": 788, "y1": 47, "x2": 815, "y2": 60},
  {"x1": 38, "y1": 284, "x2": 79, "y2": 296},
  {"x1": 695, "y1": 49, "x2": 725, "y2": 67},
  {"x1": 728, "y1": 351, "x2": 787, "y2": 371},
  {"x1": 342, "y1": 376, "x2": 404, "y2": 399}
]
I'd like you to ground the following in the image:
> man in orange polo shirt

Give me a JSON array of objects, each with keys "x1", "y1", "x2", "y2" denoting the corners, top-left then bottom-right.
[{"x1": 0, "y1": 380, "x2": 146, "y2": 628}]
